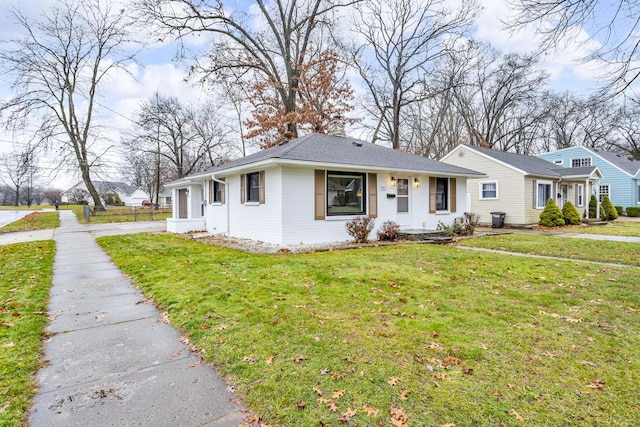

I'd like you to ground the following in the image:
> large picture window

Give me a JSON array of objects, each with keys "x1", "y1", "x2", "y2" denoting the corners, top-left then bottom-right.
[
  {"x1": 327, "y1": 171, "x2": 366, "y2": 216},
  {"x1": 571, "y1": 157, "x2": 591, "y2": 167},
  {"x1": 537, "y1": 180, "x2": 552, "y2": 208}
]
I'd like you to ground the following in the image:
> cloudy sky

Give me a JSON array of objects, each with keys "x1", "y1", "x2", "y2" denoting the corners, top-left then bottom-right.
[{"x1": 0, "y1": 0, "x2": 609, "y2": 188}]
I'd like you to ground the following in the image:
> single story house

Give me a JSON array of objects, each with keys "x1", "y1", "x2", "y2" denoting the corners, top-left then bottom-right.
[
  {"x1": 61, "y1": 180, "x2": 149, "y2": 207},
  {"x1": 537, "y1": 146, "x2": 640, "y2": 211},
  {"x1": 441, "y1": 145, "x2": 603, "y2": 226},
  {"x1": 165, "y1": 133, "x2": 485, "y2": 246}
]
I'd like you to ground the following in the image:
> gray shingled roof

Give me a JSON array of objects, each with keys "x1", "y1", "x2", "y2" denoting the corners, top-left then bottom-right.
[
  {"x1": 207, "y1": 134, "x2": 484, "y2": 176},
  {"x1": 468, "y1": 145, "x2": 570, "y2": 176},
  {"x1": 553, "y1": 166, "x2": 600, "y2": 177},
  {"x1": 589, "y1": 148, "x2": 640, "y2": 176}
]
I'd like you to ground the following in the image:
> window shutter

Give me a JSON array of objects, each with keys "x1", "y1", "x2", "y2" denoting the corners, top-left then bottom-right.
[
  {"x1": 368, "y1": 173, "x2": 378, "y2": 218},
  {"x1": 221, "y1": 181, "x2": 226, "y2": 205},
  {"x1": 240, "y1": 174, "x2": 246, "y2": 204},
  {"x1": 258, "y1": 171, "x2": 265, "y2": 204},
  {"x1": 429, "y1": 177, "x2": 436, "y2": 213},
  {"x1": 314, "y1": 169, "x2": 326, "y2": 220},
  {"x1": 450, "y1": 178, "x2": 457, "y2": 213},
  {"x1": 208, "y1": 179, "x2": 213, "y2": 204},
  {"x1": 532, "y1": 180, "x2": 537, "y2": 209}
]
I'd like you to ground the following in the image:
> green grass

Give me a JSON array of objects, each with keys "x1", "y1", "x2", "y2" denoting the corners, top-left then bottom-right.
[
  {"x1": 0, "y1": 206, "x2": 54, "y2": 211},
  {"x1": 68, "y1": 205, "x2": 171, "y2": 224},
  {"x1": 98, "y1": 233, "x2": 640, "y2": 427},
  {"x1": 562, "y1": 219, "x2": 640, "y2": 237},
  {"x1": 458, "y1": 234, "x2": 640, "y2": 266},
  {"x1": 0, "y1": 212, "x2": 59, "y2": 233},
  {"x1": 0, "y1": 241, "x2": 55, "y2": 426}
]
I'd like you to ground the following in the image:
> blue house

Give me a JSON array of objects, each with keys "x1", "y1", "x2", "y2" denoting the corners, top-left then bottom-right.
[{"x1": 537, "y1": 147, "x2": 640, "y2": 211}]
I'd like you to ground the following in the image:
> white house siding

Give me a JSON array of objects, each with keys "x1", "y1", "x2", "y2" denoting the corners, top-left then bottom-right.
[
  {"x1": 129, "y1": 189, "x2": 150, "y2": 206},
  {"x1": 227, "y1": 167, "x2": 284, "y2": 244},
  {"x1": 167, "y1": 184, "x2": 205, "y2": 233},
  {"x1": 443, "y1": 148, "x2": 527, "y2": 225}
]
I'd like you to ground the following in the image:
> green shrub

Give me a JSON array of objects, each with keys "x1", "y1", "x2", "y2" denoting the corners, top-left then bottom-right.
[
  {"x1": 626, "y1": 207, "x2": 640, "y2": 217},
  {"x1": 345, "y1": 216, "x2": 375, "y2": 243},
  {"x1": 106, "y1": 195, "x2": 115, "y2": 205},
  {"x1": 114, "y1": 194, "x2": 124, "y2": 206},
  {"x1": 615, "y1": 206, "x2": 623, "y2": 216},
  {"x1": 601, "y1": 195, "x2": 618, "y2": 220},
  {"x1": 561, "y1": 201, "x2": 582, "y2": 225},
  {"x1": 600, "y1": 204, "x2": 607, "y2": 220},
  {"x1": 589, "y1": 195, "x2": 598, "y2": 218},
  {"x1": 539, "y1": 198, "x2": 565, "y2": 227}
]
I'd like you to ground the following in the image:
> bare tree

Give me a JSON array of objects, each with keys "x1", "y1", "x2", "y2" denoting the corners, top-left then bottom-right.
[
  {"x1": 509, "y1": 0, "x2": 640, "y2": 94},
  {"x1": 452, "y1": 49, "x2": 548, "y2": 152},
  {"x1": 0, "y1": 145, "x2": 37, "y2": 206},
  {"x1": 123, "y1": 93, "x2": 233, "y2": 203},
  {"x1": 135, "y1": 0, "x2": 358, "y2": 144},
  {"x1": 347, "y1": 0, "x2": 477, "y2": 149},
  {"x1": 0, "y1": 1, "x2": 137, "y2": 211}
]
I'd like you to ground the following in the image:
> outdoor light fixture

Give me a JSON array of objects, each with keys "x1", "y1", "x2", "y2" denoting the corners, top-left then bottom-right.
[
  {"x1": 414, "y1": 177, "x2": 420, "y2": 188},
  {"x1": 390, "y1": 176, "x2": 396, "y2": 187}
]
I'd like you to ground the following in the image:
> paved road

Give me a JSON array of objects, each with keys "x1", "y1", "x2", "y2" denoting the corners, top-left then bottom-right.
[{"x1": 0, "y1": 209, "x2": 35, "y2": 228}]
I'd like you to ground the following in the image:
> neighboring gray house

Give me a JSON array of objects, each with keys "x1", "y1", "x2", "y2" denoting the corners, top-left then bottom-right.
[
  {"x1": 442, "y1": 145, "x2": 603, "y2": 226},
  {"x1": 165, "y1": 133, "x2": 485, "y2": 246}
]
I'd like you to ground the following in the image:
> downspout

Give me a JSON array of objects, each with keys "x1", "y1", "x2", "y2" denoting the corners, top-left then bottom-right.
[{"x1": 211, "y1": 175, "x2": 229, "y2": 236}]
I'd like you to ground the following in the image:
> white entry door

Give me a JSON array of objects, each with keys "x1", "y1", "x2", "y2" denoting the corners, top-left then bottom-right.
[{"x1": 396, "y1": 178, "x2": 410, "y2": 226}]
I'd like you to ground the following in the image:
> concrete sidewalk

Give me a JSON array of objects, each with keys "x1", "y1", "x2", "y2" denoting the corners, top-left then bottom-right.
[{"x1": 29, "y1": 210, "x2": 245, "y2": 426}]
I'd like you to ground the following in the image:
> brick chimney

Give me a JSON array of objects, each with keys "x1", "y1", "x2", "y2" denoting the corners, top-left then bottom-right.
[{"x1": 327, "y1": 115, "x2": 346, "y2": 138}]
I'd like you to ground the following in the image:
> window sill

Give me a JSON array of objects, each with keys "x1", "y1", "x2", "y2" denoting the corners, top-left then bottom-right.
[
  {"x1": 325, "y1": 215, "x2": 363, "y2": 221},
  {"x1": 479, "y1": 198, "x2": 499, "y2": 201},
  {"x1": 244, "y1": 202, "x2": 260, "y2": 206},
  {"x1": 435, "y1": 210, "x2": 450, "y2": 215},
  {"x1": 211, "y1": 202, "x2": 223, "y2": 206}
]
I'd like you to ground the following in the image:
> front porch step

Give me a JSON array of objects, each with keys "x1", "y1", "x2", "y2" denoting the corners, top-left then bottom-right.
[{"x1": 397, "y1": 229, "x2": 452, "y2": 242}]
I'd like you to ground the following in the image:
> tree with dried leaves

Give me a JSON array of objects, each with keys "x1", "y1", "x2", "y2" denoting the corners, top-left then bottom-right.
[
  {"x1": 348, "y1": 0, "x2": 478, "y2": 150},
  {"x1": 509, "y1": 0, "x2": 640, "y2": 94},
  {"x1": 244, "y1": 50, "x2": 355, "y2": 148},
  {"x1": 135, "y1": 0, "x2": 359, "y2": 146},
  {"x1": 0, "y1": 0, "x2": 137, "y2": 211}
]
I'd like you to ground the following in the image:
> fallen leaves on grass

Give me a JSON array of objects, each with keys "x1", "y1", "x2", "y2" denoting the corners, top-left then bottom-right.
[
  {"x1": 293, "y1": 355, "x2": 307, "y2": 362},
  {"x1": 363, "y1": 403, "x2": 378, "y2": 416},
  {"x1": 387, "y1": 376, "x2": 400, "y2": 386},
  {"x1": 338, "y1": 407, "x2": 356, "y2": 423},
  {"x1": 332, "y1": 389, "x2": 346, "y2": 399},
  {"x1": 399, "y1": 389, "x2": 411, "y2": 400},
  {"x1": 510, "y1": 409, "x2": 526, "y2": 423},
  {"x1": 586, "y1": 379, "x2": 606, "y2": 389},
  {"x1": 390, "y1": 403, "x2": 409, "y2": 427}
]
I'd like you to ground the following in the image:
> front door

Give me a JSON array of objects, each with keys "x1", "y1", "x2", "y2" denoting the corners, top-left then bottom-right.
[
  {"x1": 396, "y1": 178, "x2": 410, "y2": 226},
  {"x1": 560, "y1": 184, "x2": 568, "y2": 208},
  {"x1": 178, "y1": 189, "x2": 188, "y2": 219}
]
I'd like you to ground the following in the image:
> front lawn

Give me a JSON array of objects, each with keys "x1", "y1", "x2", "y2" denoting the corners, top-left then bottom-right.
[
  {"x1": 98, "y1": 234, "x2": 640, "y2": 426},
  {"x1": 458, "y1": 234, "x2": 640, "y2": 266},
  {"x1": 0, "y1": 241, "x2": 54, "y2": 426},
  {"x1": 0, "y1": 212, "x2": 59, "y2": 233},
  {"x1": 562, "y1": 219, "x2": 640, "y2": 237}
]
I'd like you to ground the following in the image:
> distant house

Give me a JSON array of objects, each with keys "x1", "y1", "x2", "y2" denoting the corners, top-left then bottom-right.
[
  {"x1": 441, "y1": 145, "x2": 603, "y2": 226},
  {"x1": 537, "y1": 147, "x2": 640, "y2": 211},
  {"x1": 165, "y1": 133, "x2": 484, "y2": 246},
  {"x1": 61, "y1": 181, "x2": 149, "y2": 207}
]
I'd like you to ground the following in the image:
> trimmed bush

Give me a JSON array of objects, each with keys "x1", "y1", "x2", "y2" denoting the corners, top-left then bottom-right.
[
  {"x1": 345, "y1": 216, "x2": 375, "y2": 243},
  {"x1": 561, "y1": 201, "x2": 582, "y2": 225},
  {"x1": 589, "y1": 195, "x2": 598, "y2": 218},
  {"x1": 539, "y1": 198, "x2": 565, "y2": 227},
  {"x1": 377, "y1": 220, "x2": 400, "y2": 241},
  {"x1": 601, "y1": 195, "x2": 618, "y2": 220},
  {"x1": 626, "y1": 207, "x2": 640, "y2": 217},
  {"x1": 600, "y1": 204, "x2": 607, "y2": 220},
  {"x1": 615, "y1": 206, "x2": 623, "y2": 216}
]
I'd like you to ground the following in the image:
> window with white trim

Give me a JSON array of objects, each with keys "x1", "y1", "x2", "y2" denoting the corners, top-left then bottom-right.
[
  {"x1": 599, "y1": 184, "x2": 610, "y2": 202},
  {"x1": 553, "y1": 159, "x2": 563, "y2": 165},
  {"x1": 537, "y1": 180, "x2": 552, "y2": 208},
  {"x1": 577, "y1": 184, "x2": 584, "y2": 207},
  {"x1": 571, "y1": 157, "x2": 591, "y2": 167},
  {"x1": 479, "y1": 181, "x2": 498, "y2": 200}
]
